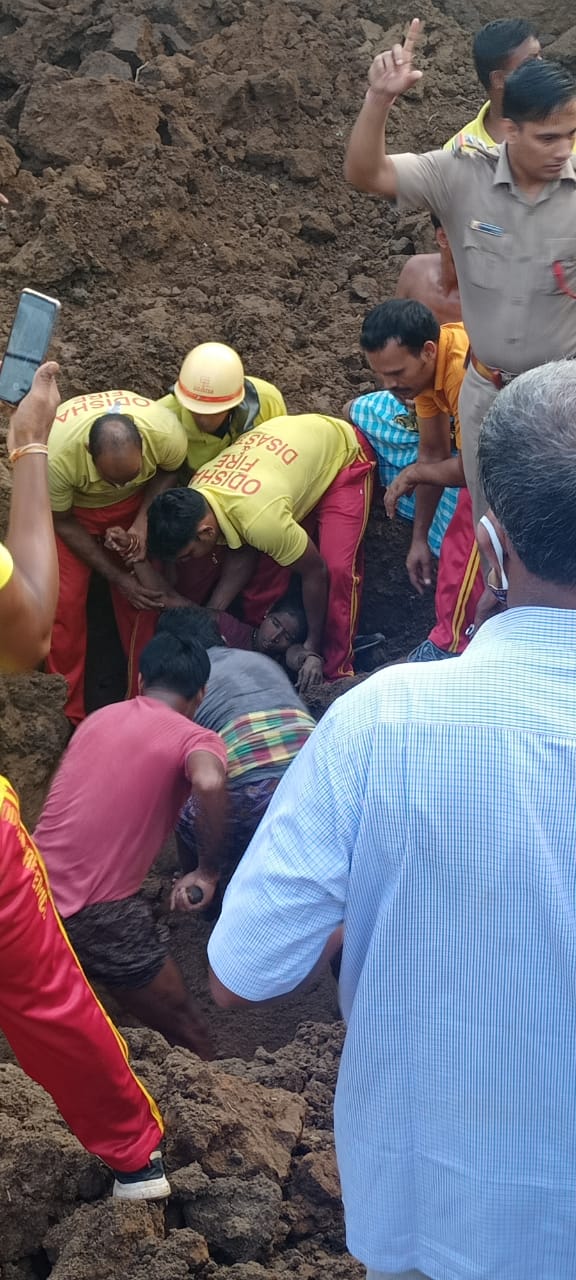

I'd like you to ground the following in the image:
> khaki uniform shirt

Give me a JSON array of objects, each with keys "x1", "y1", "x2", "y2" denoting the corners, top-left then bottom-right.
[{"x1": 393, "y1": 144, "x2": 576, "y2": 374}]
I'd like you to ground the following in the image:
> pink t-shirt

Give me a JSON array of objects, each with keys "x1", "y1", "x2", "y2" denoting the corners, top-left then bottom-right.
[{"x1": 34, "y1": 696, "x2": 227, "y2": 917}]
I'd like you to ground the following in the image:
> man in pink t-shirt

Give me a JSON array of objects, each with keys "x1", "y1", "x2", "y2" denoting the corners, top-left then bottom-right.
[{"x1": 34, "y1": 633, "x2": 227, "y2": 1058}]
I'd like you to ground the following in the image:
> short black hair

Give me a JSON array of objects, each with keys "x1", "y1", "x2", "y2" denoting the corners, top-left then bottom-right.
[
  {"x1": 473, "y1": 19, "x2": 537, "y2": 92},
  {"x1": 268, "y1": 595, "x2": 307, "y2": 644},
  {"x1": 139, "y1": 632, "x2": 210, "y2": 698},
  {"x1": 430, "y1": 212, "x2": 442, "y2": 231},
  {"x1": 478, "y1": 360, "x2": 576, "y2": 586},
  {"x1": 503, "y1": 59, "x2": 576, "y2": 123},
  {"x1": 360, "y1": 300, "x2": 440, "y2": 355},
  {"x1": 157, "y1": 604, "x2": 225, "y2": 651},
  {"x1": 88, "y1": 413, "x2": 142, "y2": 459},
  {"x1": 147, "y1": 488, "x2": 209, "y2": 559}
]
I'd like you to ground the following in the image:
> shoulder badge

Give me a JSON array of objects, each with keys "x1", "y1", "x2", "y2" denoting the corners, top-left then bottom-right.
[{"x1": 450, "y1": 133, "x2": 499, "y2": 163}]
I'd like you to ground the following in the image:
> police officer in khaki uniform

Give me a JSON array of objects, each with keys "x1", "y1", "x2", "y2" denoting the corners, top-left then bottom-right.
[{"x1": 344, "y1": 20, "x2": 576, "y2": 524}]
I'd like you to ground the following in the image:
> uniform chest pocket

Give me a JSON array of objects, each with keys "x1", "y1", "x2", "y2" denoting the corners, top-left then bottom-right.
[
  {"x1": 462, "y1": 223, "x2": 508, "y2": 290},
  {"x1": 538, "y1": 237, "x2": 576, "y2": 295}
]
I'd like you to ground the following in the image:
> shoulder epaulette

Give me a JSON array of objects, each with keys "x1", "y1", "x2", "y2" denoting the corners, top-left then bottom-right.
[{"x1": 449, "y1": 134, "x2": 500, "y2": 163}]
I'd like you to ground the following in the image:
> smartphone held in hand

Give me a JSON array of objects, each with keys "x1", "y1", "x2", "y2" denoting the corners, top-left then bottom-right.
[{"x1": 0, "y1": 288, "x2": 61, "y2": 406}]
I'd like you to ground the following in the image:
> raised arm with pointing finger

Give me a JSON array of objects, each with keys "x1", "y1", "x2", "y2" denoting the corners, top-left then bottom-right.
[{"x1": 344, "y1": 18, "x2": 423, "y2": 195}]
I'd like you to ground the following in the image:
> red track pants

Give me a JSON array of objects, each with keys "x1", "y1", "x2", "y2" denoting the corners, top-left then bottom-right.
[
  {"x1": 428, "y1": 487, "x2": 484, "y2": 654},
  {"x1": 243, "y1": 436, "x2": 376, "y2": 679},
  {"x1": 46, "y1": 494, "x2": 144, "y2": 724},
  {"x1": 0, "y1": 775, "x2": 163, "y2": 1171}
]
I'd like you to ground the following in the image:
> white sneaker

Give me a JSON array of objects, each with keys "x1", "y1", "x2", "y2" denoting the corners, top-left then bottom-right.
[{"x1": 112, "y1": 1149, "x2": 171, "y2": 1201}]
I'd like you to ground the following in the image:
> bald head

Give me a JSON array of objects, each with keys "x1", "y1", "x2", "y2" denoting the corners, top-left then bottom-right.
[{"x1": 87, "y1": 413, "x2": 143, "y2": 486}]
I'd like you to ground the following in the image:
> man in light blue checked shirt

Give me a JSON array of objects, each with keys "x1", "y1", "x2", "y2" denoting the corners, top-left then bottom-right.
[
  {"x1": 347, "y1": 388, "x2": 458, "y2": 558},
  {"x1": 208, "y1": 359, "x2": 576, "y2": 1279}
]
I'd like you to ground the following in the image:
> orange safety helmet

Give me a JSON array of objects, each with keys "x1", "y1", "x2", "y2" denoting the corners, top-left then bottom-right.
[{"x1": 175, "y1": 343, "x2": 245, "y2": 415}]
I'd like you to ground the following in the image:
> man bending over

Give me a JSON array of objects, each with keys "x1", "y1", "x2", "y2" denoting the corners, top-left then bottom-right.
[
  {"x1": 147, "y1": 414, "x2": 376, "y2": 694},
  {"x1": 34, "y1": 633, "x2": 227, "y2": 1057}
]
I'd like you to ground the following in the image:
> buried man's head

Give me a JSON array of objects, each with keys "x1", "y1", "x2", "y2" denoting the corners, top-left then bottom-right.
[
  {"x1": 138, "y1": 632, "x2": 210, "y2": 716},
  {"x1": 256, "y1": 596, "x2": 307, "y2": 656},
  {"x1": 157, "y1": 597, "x2": 307, "y2": 660},
  {"x1": 87, "y1": 413, "x2": 143, "y2": 487},
  {"x1": 147, "y1": 488, "x2": 219, "y2": 560}
]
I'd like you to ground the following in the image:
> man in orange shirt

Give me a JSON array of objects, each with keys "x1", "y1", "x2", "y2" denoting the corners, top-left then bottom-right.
[{"x1": 361, "y1": 299, "x2": 483, "y2": 657}]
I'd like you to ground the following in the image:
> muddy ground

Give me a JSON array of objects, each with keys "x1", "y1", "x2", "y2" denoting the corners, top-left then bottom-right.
[{"x1": 0, "y1": 0, "x2": 574, "y2": 1274}]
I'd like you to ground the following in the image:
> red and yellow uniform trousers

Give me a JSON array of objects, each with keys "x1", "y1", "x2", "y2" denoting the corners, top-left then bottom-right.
[
  {"x1": 128, "y1": 433, "x2": 377, "y2": 691},
  {"x1": 428, "y1": 487, "x2": 484, "y2": 653},
  {"x1": 46, "y1": 493, "x2": 144, "y2": 724},
  {"x1": 0, "y1": 775, "x2": 163, "y2": 1170}
]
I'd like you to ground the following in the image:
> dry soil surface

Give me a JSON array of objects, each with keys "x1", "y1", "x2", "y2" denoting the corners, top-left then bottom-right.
[{"x1": 1, "y1": 0, "x2": 575, "y2": 1274}]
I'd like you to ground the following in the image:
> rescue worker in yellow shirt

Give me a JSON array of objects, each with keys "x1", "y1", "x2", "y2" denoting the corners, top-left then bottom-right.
[
  {"x1": 147, "y1": 415, "x2": 376, "y2": 693},
  {"x1": 156, "y1": 342, "x2": 287, "y2": 474},
  {"x1": 45, "y1": 389, "x2": 188, "y2": 723},
  {"x1": 445, "y1": 20, "x2": 541, "y2": 150}
]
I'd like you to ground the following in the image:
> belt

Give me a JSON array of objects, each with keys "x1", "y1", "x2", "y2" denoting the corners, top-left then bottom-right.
[{"x1": 468, "y1": 350, "x2": 516, "y2": 391}]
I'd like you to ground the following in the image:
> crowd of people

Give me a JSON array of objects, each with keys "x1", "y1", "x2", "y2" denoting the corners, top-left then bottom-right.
[{"x1": 2, "y1": 14, "x2": 576, "y2": 1279}]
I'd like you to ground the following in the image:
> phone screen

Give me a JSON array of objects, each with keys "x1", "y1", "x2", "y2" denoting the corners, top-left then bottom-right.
[{"x1": 0, "y1": 290, "x2": 60, "y2": 405}]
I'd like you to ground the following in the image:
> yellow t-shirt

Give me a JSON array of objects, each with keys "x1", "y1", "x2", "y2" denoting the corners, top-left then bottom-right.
[
  {"x1": 48, "y1": 390, "x2": 187, "y2": 511},
  {"x1": 444, "y1": 102, "x2": 495, "y2": 151},
  {"x1": 192, "y1": 414, "x2": 359, "y2": 566},
  {"x1": 157, "y1": 375, "x2": 287, "y2": 473},
  {"x1": 445, "y1": 101, "x2": 576, "y2": 153},
  {"x1": 414, "y1": 323, "x2": 468, "y2": 449},
  {"x1": 0, "y1": 541, "x2": 14, "y2": 590}
]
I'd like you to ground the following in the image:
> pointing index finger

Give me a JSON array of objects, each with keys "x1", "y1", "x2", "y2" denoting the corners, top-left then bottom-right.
[{"x1": 403, "y1": 17, "x2": 421, "y2": 57}]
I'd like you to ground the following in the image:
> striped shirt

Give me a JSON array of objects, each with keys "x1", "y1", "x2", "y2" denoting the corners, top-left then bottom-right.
[
  {"x1": 349, "y1": 390, "x2": 458, "y2": 556},
  {"x1": 209, "y1": 607, "x2": 576, "y2": 1277}
]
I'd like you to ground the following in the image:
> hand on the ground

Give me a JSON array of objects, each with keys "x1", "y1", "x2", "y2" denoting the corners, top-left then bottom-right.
[
  {"x1": 105, "y1": 525, "x2": 141, "y2": 560},
  {"x1": 368, "y1": 18, "x2": 423, "y2": 99},
  {"x1": 170, "y1": 870, "x2": 219, "y2": 914},
  {"x1": 6, "y1": 361, "x2": 61, "y2": 447},
  {"x1": 384, "y1": 466, "x2": 417, "y2": 518},
  {"x1": 115, "y1": 574, "x2": 165, "y2": 610},
  {"x1": 297, "y1": 653, "x2": 325, "y2": 697},
  {"x1": 406, "y1": 538, "x2": 433, "y2": 594}
]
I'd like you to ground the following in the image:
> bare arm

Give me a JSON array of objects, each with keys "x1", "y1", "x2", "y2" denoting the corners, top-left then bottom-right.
[
  {"x1": 384, "y1": 450, "x2": 465, "y2": 516},
  {"x1": 125, "y1": 469, "x2": 182, "y2": 561},
  {"x1": 344, "y1": 19, "x2": 423, "y2": 195},
  {"x1": 54, "y1": 510, "x2": 129, "y2": 583},
  {"x1": 54, "y1": 511, "x2": 165, "y2": 610},
  {"x1": 205, "y1": 545, "x2": 259, "y2": 611},
  {"x1": 0, "y1": 362, "x2": 61, "y2": 670},
  {"x1": 171, "y1": 750, "x2": 228, "y2": 912},
  {"x1": 291, "y1": 536, "x2": 329, "y2": 653},
  {"x1": 404, "y1": 412, "x2": 451, "y2": 594}
]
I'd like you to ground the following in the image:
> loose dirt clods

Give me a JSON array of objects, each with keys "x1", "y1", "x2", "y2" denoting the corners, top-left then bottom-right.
[{"x1": 0, "y1": 0, "x2": 573, "y2": 1272}]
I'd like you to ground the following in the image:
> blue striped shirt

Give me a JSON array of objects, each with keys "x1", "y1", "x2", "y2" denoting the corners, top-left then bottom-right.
[
  {"x1": 349, "y1": 390, "x2": 459, "y2": 556},
  {"x1": 209, "y1": 608, "x2": 576, "y2": 1278}
]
